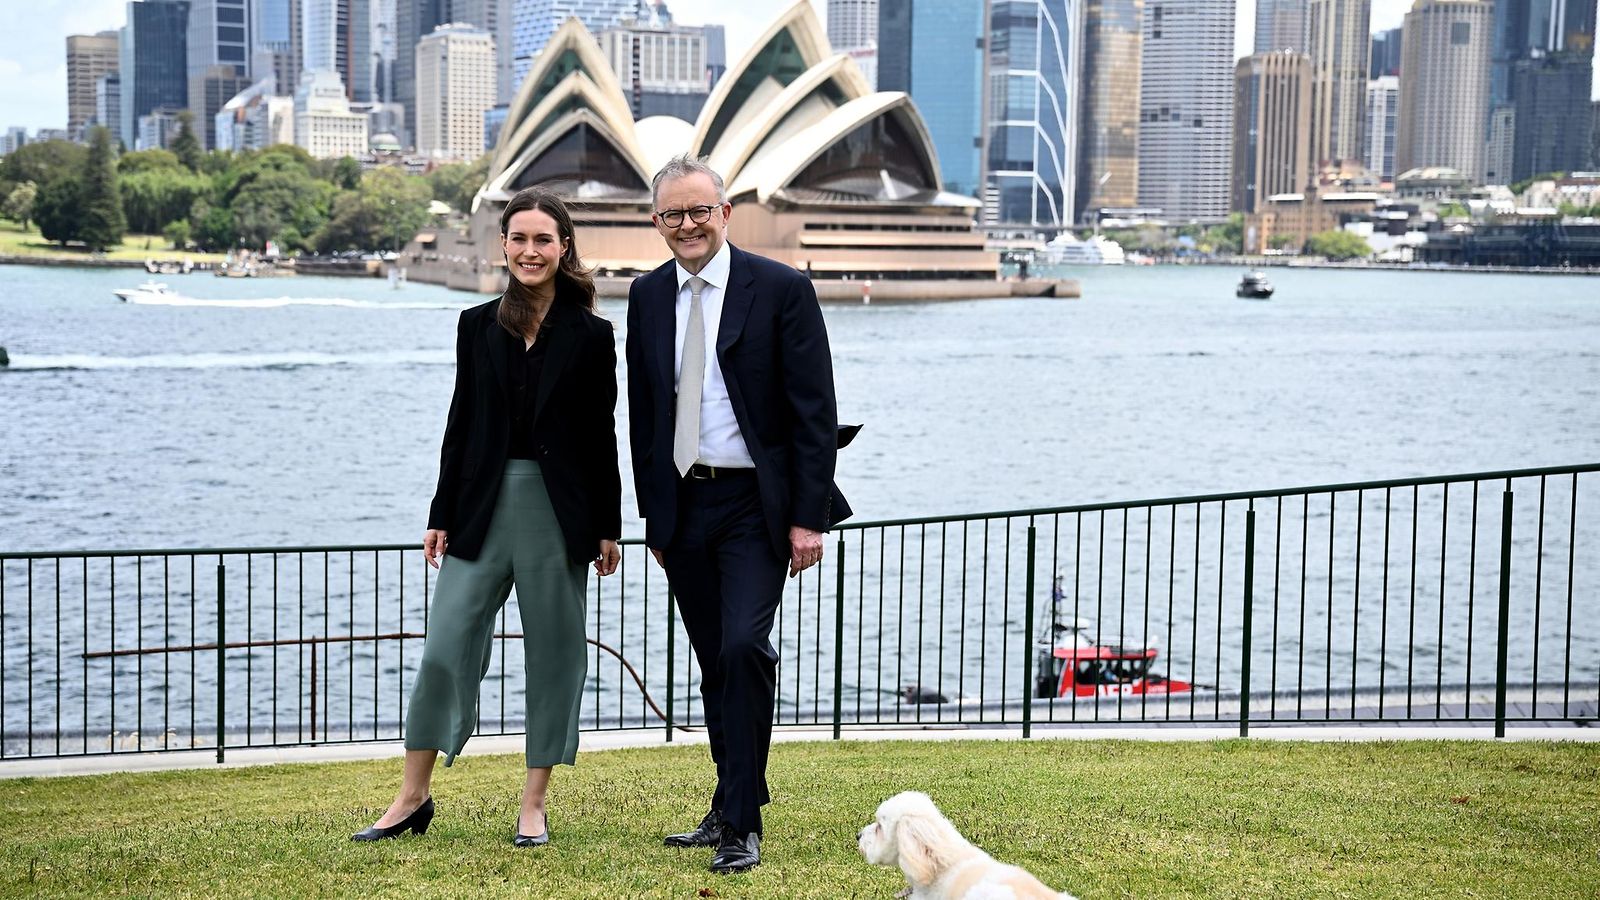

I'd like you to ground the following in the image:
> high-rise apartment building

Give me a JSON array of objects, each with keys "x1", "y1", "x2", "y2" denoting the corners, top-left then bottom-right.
[
  {"x1": 1075, "y1": 0, "x2": 1143, "y2": 221},
  {"x1": 828, "y1": 0, "x2": 878, "y2": 88},
  {"x1": 96, "y1": 74, "x2": 124, "y2": 146},
  {"x1": 67, "y1": 32, "x2": 121, "y2": 141},
  {"x1": 295, "y1": 68, "x2": 369, "y2": 157},
  {"x1": 1138, "y1": 0, "x2": 1234, "y2": 221},
  {"x1": 1484, "y1": 104, "x2": 1515, "y2": 183},
  {"x1": 598, "y1": 8, "x2": 724, "y2": 121},
  {"x1": 877, "y1": 0, "x2": 985, "y2": 198},
  {"x1": 1305, "y1": 0, "x2": 1370, "y2": 167},
  {"x1": 984, "y1": 0, "x2": 1081, "y2": 229},
  {"x1": 1396, "y1": 0, "x2": 1492, "y2": 182},
  {"x1": 1233, "y1": 51, "x2": 1312, "y2": 214},
  {"x1": 1255, "y1": 0, "x2": 1305, "y2": 53},
  {"x1": 121, "y1": 0, "x2": 192, "y2": 148},
  {"x1": 416, "y1": 23, "x2": 496, "y2": 159},
  {"x1": 1363, "y1": 75, "x2": 1398, "y2": 180},
  {"x1": 1370, "y1": 25, "x2": 1401, "y2": 77}
]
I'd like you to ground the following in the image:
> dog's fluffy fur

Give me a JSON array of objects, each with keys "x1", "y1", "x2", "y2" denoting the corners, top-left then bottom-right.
[{"x1": 857, "y1": 791, "x2": 1076, "y2": 900}]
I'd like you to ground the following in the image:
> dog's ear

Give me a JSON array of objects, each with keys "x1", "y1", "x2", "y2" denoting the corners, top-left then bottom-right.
[{"x1": 895, "y1": 811, "x2": 948, "y2": 886}]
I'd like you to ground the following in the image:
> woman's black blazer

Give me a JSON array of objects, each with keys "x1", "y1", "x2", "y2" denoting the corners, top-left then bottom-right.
[{"x1": 427, "y1": 295, "x2": 622, "y2": 565}]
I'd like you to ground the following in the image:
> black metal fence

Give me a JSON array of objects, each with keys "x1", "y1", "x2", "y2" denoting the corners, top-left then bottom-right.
[{"x1": 2, "y1": 463, "x2": 1596, "y2": 762}]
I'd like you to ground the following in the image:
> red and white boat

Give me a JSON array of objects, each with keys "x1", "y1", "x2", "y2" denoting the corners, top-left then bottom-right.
[{"x1": 1033, "y1": 578, "x2": 1195, "y2": 699}]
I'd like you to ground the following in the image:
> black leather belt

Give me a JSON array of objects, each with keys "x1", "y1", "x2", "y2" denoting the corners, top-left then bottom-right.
[{"x1": 685, "y1": 463, "x2": 754, "y2": 480}]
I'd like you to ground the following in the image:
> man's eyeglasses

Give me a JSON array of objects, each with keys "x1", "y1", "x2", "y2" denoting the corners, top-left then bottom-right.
[{"x1": 655, "y1": 205, "x2": 719, "y2": 228}]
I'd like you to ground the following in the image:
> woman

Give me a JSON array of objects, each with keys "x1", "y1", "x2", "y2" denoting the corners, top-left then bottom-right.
[{"x1": 354, "y1": 187, "x2": 621, "y2": 847}]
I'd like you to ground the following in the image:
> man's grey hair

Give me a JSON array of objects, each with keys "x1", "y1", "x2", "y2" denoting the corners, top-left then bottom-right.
[{"x1": 651, "y1": 154, "x2": 727, "y2": 209}]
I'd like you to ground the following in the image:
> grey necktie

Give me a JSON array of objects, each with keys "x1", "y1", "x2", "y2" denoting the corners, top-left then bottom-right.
[{"x1": 673, "y1": 276, "x2": 709, "y2": 477}]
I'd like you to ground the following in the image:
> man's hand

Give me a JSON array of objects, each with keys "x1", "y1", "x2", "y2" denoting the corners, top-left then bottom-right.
[
  {"x1": 789, "y1": 525, "x2": 824, "y2": 578},
  {"x1": 423, "y1": 529, "x2": 448, "y2": 569},
  {"x1": 595, "y1": 540, "x2": 620, "y2": 576},
  {"x1": 650, "y1": 547, "x2": 667, "y2": 569}
]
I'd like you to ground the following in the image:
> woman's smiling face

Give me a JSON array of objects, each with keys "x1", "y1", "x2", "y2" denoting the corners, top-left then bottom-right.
[{"x1": 502, "y1": 208, "x2": 568, "y2": 292}]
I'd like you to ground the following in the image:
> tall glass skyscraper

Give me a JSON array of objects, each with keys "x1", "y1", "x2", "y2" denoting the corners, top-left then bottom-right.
[
  {"x1": 1493, "y1": 0, "x2": 1596, "y2": 182},
  {"x1": 1076, "y1": 0, "x2": 1142, "y2": 222},
  {"x1": 876, "y1": 0, "x2": 985, "y2": 197},
  {"x1": 121, "y1": 0, "x2": 192, "y2": 146},
  {"x1": 984, "y1": 0, "x2": 1080, "y2": 230}
]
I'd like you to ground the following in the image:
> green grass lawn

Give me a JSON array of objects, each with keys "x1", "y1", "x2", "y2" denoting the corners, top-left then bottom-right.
[
  {"x1": 0, "y1": 220, "x2": 224, "y2": 263},
  {"x1": 1, "y1": 739, "x2": 1596, "y2": 898}
]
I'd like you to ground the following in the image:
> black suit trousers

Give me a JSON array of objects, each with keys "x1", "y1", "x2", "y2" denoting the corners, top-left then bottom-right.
[{"x1": 662, "y1": 471, "x2": 786, "y2": 836}]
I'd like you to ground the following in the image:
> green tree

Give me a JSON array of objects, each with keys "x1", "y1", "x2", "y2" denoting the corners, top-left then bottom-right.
[
  {"x1": 426, "y1": 154, "x2": 490, "y2": 212},
  {"x1": 332, "y1": 156, "x2": 363, "y2": 190},
  {"x1": 2, "y1": 181, "x2": 37, "y2": 229},
  {"x1": 1268, "y1": 233, "x2": 1297, "y2": 251},
  {"x1": 33, "y1": 176, "x2": 84, "y2": 245},
  {"x1": 315, "y1": 167, "x2": 433, "y2": 252},
  {"x1": 1436, "y1": 201, "x2": 1469, "y2": 219},
  {"x1": 170, "y1": 111, "x2": 203, "y2": 172},
  {"x1": 231, "y1": 169, "x2": 335, "y2": 251},
  {"x1": 117, "y1": 148, "x2": 182, "y2": 175},
  {"x1": 1304, "y1": 229, "x2": 1371, "y2": 260},
  {"x1": 77, "y1": 126, "x2": 126, "y2": 251},
  {"x1": 0, "y1": 139, "x2": 88, "y2": 189},
  {"x1": 120, "y1": 166, "x2": 212, "y2": 233},
  {"x1": 163, "y1": 218, "x2": 191, "y2": 250},
  {"x1": 188, "y1": 197, "x2": 236, "y2": 250}
]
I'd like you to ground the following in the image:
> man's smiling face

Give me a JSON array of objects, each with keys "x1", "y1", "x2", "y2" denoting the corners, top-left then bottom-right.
[{"x1": 653, "y1": 172, "x2": 731, "y2": 275}]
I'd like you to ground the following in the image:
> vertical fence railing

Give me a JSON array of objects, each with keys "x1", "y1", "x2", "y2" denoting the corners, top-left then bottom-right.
[{"x1": 1, "y1": 463, "x2": 1597, "y2": 762}]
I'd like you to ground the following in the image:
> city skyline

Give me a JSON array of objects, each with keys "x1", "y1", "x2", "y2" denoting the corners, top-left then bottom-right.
[{"x1": 5, "y1": 0, "x2": 1450, "y2": 136}]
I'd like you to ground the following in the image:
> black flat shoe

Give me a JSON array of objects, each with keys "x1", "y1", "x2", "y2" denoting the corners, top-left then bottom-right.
[
  {"x1": 664, "y1": 808, "x2": 723, "y2": 848},
  {"x1": 351, "y1": 796, "x2": 434, "y2": 842},
  {"x1": 513, "y1": 810, "x2": 549, "y2": 848}
]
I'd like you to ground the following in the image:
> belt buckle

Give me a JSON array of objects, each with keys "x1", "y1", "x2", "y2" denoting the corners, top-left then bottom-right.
[{"x1": 689, "y1": 464, "x2": 715, "y2": 480}]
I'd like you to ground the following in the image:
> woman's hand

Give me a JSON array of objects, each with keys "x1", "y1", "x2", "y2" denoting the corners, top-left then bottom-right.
[
  {"x1": 595, "y1": 540, "x2": 620, "y2": 577},
  {"x1": 424, "y1": 529, "x2": 449, "y2": 569}
]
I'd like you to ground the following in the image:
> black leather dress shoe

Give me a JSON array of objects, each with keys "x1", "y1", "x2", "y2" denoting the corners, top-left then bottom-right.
[
  {"x1": 709, "y1": 824, "x2": 760, "y2": 874},
  {"x1": 513, "y1": 810, "x2": 549, "y2": 848},
  {"x1": 351, "y1": 796, "x2": 434, "y2": 841},
  {"x1": 663, "y1": 808, "x2": 723, "y2": 848}
]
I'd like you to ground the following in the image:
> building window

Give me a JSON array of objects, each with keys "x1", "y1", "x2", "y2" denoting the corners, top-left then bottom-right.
[{"x1": 1451, "y1": 22, "x2": 1471, "y2": 45}]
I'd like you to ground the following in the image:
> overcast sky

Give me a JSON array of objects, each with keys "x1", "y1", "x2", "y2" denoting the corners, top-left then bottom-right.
[{"x1": 0, "y1": 0, "x2": 1583, "y2": 136}]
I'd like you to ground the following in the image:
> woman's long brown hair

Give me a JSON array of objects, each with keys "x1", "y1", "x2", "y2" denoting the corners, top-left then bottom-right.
[{"x1": 497, "y1": 186, "x2": 597, "y2": 338}]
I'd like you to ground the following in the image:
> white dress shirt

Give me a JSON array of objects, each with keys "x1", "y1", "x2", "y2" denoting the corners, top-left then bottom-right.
[{"x1": 674, "y1": 241, "x2": 754, "y2": 468}]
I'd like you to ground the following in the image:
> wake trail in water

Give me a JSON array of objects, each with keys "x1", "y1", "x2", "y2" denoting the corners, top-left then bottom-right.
[
  {"x1": 3, "y1": 350, "x2": 454, "y2": 371},
  {"x1": 125, "y1": 295, "x2": 471, "y2": 311}
]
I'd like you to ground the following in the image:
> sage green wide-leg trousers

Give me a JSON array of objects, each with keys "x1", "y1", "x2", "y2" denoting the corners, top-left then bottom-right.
[{"x1": 405, "y1": 461, "x2": 588, "y2": 768}]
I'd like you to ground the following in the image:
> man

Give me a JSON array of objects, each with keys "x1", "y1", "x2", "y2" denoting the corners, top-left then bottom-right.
[{"x1": 626, "y1": 155, "x2": 850, "y2": 874}]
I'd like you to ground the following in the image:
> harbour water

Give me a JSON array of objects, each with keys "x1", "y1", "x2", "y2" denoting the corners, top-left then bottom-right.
[
  {"x1": 4, "y1": 262, "x2": 1597, "y2": 550},
  {"x1": 2, "y1": 262, "x2": 1598, "y2": 747}
]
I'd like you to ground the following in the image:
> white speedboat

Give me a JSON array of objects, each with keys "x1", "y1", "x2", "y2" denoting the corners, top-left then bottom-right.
[
  {"x1": 1037, "y1": 232, "x2": 1127, "y2": 265},
  {"x1": 113, "y1": 280, "x2": 179, "y2": 303}
]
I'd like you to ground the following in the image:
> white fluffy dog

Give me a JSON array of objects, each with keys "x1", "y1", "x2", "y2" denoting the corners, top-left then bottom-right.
[{"x1": 858, "y1": 791, "x2": 1077, "y2": 900}]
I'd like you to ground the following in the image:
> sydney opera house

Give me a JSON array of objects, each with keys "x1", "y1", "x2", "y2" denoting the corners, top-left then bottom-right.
[{"x1": 405, "y1": 2, "x2": 1000, "y2": 293}]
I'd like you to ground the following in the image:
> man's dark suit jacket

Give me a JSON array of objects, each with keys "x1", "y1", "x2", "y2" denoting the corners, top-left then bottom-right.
[
  {"x1": 427, "y1": 296, "x2": 622, "y2": 564},
  {"x1": 626, "y1": 243, "x2": 851, "y2": 558}
]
